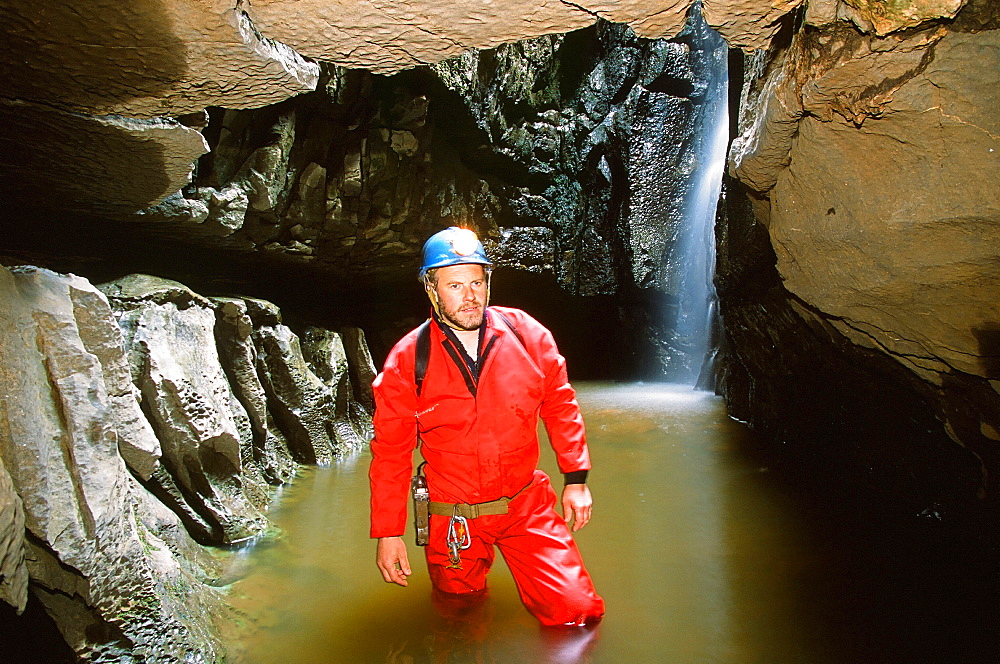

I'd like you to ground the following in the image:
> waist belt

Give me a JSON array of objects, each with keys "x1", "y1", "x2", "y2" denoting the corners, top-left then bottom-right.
[{"x1": 428, "y1": 482, "x2": 531, "y2": 519}]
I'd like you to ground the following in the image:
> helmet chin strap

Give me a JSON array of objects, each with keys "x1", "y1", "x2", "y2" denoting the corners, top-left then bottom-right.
[{"x1": 423, "y1": 271, "x2": 491, "y2": 331}]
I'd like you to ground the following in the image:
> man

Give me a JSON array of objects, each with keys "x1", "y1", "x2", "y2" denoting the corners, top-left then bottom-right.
[{"x1": 369, "y1": 226, "x2": 604, "y2": 627}]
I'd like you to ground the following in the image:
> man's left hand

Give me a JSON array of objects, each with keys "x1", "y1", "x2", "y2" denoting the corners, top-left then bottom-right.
[{"x1": 561, "y1": 483, "x2": 593, "y2": 532}]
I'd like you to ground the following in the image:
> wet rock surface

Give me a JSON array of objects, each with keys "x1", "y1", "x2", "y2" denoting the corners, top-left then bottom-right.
[
  {"x1": 719, "y1": 1, "x2": 1000, "y2": 518},
  {"x1": 0, "y1": 266, "x2": 375, "y2": 660}
]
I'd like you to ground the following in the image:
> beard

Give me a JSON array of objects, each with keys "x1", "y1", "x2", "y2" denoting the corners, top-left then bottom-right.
[{"x1": 439, "y1": 300, "x2": 485, "y2": 330}]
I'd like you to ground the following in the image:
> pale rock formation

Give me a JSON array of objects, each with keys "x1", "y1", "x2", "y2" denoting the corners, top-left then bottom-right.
[
  {"x1": 100, "y1": 274, "x2": 269, "y2": 545},
  {"x1": 245, "y1": 299, "x2": 341, "y2": 465},
  {"x1": 0, "y1": 459, "x2": 27, "y2": 614},
  {"x1": 0, "y1": 265, "x2": 228, "y2": 661},
  {"x1": 301, "y1": 327, "x2": 372, "y2": 449},
  {"x1": 0, "y1": 263, "x2": 379, "y2": 655},
  {"x1": 213, "y1": 298, "x2": 300, "y2": 485}
]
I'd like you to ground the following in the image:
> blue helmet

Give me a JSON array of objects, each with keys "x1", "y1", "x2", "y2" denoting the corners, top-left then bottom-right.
[{"x1": 418, "y1": 227, "x2": 493, "y2": 279}]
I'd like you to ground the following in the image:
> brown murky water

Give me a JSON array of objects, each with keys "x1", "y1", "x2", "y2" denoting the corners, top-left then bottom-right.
[{"x1": 224, "y1": 382, "x2": 998, "y2": 664}]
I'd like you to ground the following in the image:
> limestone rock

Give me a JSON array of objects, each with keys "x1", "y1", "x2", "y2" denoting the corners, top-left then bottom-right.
[
  {"x1": 101, "y1": 274, "x2": 268, "y2": 545},
  {"x1": 841, "y1": 0, "x2": 966, "y2": 36},
  {"x1": 253, "y1": 318, "x2": 340, "y2": 465},
  {"x1": 0, "y1": 265, "x2": 228, "y2": 660},
  {"x1": 703, "y1": 0, "x2": 805, "y2": 51},
  {"x1": 213, "y1": 297, "x2": 299, "y2": 485},
  {"x1": 0, "y1": 458, "x2": 27, "y2": 614},
  {"x1": 247, "y1": 0, "x2": 598, "y2": 74},
  {"x1": 342, "y1": 327, "x2": 377, "y2": 417},
  {"x1": 0, "y1": 101, "x2": 209, "y2": 214},
  {"x1": 301, "y1": 327, "x2": 371, "y2": 450},
  {"x1": 721, "y1": 3, "x2": 1000, "y2": 514},
  {"x1": 769, "y1": 28, "x2": 1000, "y2": 381},
  {"x1": 1, "y1": 0, "x2": 318, "y2": 118}
]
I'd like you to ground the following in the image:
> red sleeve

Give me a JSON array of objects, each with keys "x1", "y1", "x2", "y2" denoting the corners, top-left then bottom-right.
[
  {"x1": 508, "y1": 309, "x2": 591, "y2": 475},
  {"x1": 368, "y1": 336, "x2": 419, "y2": 538}
]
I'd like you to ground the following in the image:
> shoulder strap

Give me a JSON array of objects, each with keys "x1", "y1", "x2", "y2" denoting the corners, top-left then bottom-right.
[
  {"x1": 414, "y1": 320, "x2": 431, "y2": 396},
  {"x1": 415, "y1": 311, "x2": 524, "y2": 396},
  {"x1": 492, "y1": 308, "x2": 525, "y2": 349}
]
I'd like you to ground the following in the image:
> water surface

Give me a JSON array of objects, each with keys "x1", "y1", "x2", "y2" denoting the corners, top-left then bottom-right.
[{"x1": 225, "y1": 382, "x2": 997, "y2": 663}]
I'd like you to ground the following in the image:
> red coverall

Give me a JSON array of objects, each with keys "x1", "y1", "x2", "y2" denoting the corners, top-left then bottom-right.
[{"x1": 369, "y1": 306, "x2": 605, "y2": 626}]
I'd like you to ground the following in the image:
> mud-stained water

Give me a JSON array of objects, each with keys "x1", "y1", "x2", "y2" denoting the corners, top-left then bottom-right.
[{"x1": 224, "y1": 383, "x2": 997, "y2": 664}]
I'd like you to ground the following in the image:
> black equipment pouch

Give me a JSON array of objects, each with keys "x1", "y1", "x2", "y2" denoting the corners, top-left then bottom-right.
[{"x1": 411, "y1": 462, "x2": 430, "y2": 546}]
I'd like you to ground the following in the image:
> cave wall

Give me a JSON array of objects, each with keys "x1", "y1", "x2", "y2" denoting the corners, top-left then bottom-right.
[
  {"x1": 718, "y1": 0, "x2": 1000, "y2": 518},
  {"x1": 0, "y1": 266, "x2": 374, "y2": 660},
  {"x1": 161, "y1": 15, "x2": 727, "y2": 376}
]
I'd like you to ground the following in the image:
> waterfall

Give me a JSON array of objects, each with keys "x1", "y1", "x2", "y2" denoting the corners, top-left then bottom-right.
[{"x1": 661, "y1": 12, "x2": 729, "y2": 386}]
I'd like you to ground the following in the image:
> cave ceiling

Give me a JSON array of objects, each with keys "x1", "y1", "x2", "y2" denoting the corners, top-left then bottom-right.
[{"x1": 0, "y1": 0, "x2": 978, "y2": 293}]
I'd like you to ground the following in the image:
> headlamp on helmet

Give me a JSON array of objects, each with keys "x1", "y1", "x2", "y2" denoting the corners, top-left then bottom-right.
[{"x1": 418, "y1": 226, "x2": 493, "y2": 279}]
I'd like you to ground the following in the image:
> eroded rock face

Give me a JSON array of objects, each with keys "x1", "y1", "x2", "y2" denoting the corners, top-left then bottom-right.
[
  {"x1": 214, "y1": 298, "x2": 300, "y2": 485},
  {"x1": 100, "y1": 275, "x2": 268, "y2": 545},
  {"x1": 720, "y1": 1, "x2": 1000, "y2": 514},
  {"x1": 0, "y1": 266, "x2": 229, "y2": 661},
  {"x1": 0, "y1": 263, "x2": 378, "y2": 658}
]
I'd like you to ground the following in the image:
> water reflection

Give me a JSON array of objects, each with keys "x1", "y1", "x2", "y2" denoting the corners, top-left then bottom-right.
[{"x1": 223, "y1": 382, "x2": 997, "y2": 663}]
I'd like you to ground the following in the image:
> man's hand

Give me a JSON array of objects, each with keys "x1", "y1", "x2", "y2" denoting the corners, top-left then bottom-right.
[
  {"x1": 376, "y1": 536, "x2": 412, "y2": 586},
  {"x1": 561, "y1": 483, "x2": 593, "y2": 532}
]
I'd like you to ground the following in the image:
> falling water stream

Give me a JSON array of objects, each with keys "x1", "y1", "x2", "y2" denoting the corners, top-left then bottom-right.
[
  {"x1": 660, "y1": 15, "x2": 728, "y2": 384},
  {"x1": 221, "y1": 383, "x2": 998, "y2": 663}
]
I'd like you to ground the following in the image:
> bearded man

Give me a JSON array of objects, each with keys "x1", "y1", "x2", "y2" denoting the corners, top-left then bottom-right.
[{"x1": 369, "y1": 226, "x2": 604, "y2": 627}]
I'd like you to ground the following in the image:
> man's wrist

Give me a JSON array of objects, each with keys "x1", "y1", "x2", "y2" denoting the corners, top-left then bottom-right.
[{"x1": 563, "y1": 470, "x2": 588, "y2": 485}]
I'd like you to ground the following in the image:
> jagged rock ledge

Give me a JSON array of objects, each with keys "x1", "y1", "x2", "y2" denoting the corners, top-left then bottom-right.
[{"x1": 0, "y1": 265, "x2": 374, "y2": 661}]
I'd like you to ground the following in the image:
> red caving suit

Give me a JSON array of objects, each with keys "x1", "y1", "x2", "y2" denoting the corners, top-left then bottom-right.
[{"x1": 369, "y1": 306, "x2": 605, "y2": 626}]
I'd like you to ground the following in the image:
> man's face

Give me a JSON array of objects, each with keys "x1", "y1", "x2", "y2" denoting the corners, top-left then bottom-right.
[{"x1": 431, "y1": 264, "x2": 488, "y2": 330}]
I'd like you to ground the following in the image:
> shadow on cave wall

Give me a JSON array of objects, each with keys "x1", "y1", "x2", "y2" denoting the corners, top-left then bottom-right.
[
  {"x1": 0, "y1": 0, "x2": 188, "y2": 111},
  {"x1": 972, "y1": 323, "x2": 1000, "y2": 379}
]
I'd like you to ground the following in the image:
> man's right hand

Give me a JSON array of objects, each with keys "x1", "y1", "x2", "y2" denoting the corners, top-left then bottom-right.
[{"x1": 376, "y1": 536, "x2": 412, "y2": 586}]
